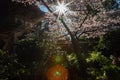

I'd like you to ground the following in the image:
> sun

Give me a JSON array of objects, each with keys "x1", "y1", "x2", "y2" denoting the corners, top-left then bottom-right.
[
  {"x1": 56, "y1": 2, "x2": 68, "y2": 15},
  {"x1": 54, "y1": 0, "x2": 73, "y2": 17}
]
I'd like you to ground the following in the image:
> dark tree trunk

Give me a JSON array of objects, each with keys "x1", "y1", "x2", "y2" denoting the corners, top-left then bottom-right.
[{"x1": 61, "y1": 19, "x2": 88, "y2": 79}]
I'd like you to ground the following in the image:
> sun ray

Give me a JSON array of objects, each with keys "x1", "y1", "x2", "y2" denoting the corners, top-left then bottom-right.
[{"x1": 65, "y1": 1, "x2": 74, "y2": 6}]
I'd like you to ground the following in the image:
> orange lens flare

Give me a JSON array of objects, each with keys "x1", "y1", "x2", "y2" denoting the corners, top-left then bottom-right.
[{"x1": 46, "y1": 64, "x2": 68, "y2": 80}]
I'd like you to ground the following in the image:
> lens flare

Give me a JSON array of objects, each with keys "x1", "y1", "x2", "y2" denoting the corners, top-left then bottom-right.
[
  {"x1": 54, "y1": 0, "x2": 73, "y2": 17},
  {"x1": 46, "y1": 64, "x2": 68, "y2": 80},
  {"x1": 55, "y1": 55, "x2": 62, "y2": 62},
  {"x1": 54, "y1": 70, "x2": 61, "y2": 76},
  {"x1": 56, "y1": 2, "x2": 68, "y2": 15}
]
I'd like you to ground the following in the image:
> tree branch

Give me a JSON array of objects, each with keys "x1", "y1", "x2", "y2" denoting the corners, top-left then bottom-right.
[
  {"x1": 77, "y1": 29, "x2": 98, "y2": 38},
  {"x1": 75, "y1": 13, "x2": 89, "y2": 37},
  {"x1": 40, "y1": 0, "x2": 53, "y2": 13}
]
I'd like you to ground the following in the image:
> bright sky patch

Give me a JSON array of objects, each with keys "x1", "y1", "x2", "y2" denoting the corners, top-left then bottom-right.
[{"x1": 38, "y1": 5, "x2": 49, "y2": 13}]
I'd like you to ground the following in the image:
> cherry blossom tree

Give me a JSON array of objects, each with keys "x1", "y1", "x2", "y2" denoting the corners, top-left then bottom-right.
[
  {"x1": 11, "y1": 0, "x2": 120, "y2": 78},
  {"x1": 12, "y1": 0, "x2": 120, "y2": 62}
]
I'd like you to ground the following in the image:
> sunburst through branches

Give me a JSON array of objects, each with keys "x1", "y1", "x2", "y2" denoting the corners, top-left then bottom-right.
[{"x1": 54, "y1": 0, "x2": 73, "y2": 18}]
